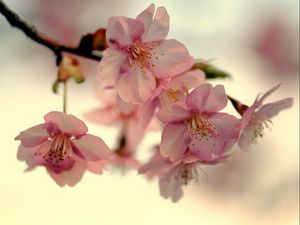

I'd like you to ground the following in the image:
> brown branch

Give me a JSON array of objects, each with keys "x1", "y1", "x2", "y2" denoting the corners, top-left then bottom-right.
[{"x1": 0, "y1": 1, "x2": 102, "y2": 62}]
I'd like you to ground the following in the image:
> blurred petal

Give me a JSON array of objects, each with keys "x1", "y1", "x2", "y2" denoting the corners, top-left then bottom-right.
[
  {"x1": 87, "y1": 160, "x2": 106, "y2": 175},
  {"x1": 126, "y1": 119, "x2": 145, "y2": 150},
  {"x1": 139, "y1": 99, "x2": 159, "y2": 128},
  {"x1": 84, "y1": 106, "x2": 119, "y2": 126},
  {"x1": 159, "y1": 171, "x2": 183, "y2": 202}
]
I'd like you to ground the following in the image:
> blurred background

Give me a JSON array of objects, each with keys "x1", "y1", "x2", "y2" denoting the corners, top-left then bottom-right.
[{"x1": 0, "y1": 0, "x2": 299, "y2": 225}]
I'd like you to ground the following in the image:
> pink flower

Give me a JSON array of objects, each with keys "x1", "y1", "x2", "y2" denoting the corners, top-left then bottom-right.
[
  {"x1": 109, "y1": 146, "x2": 141, "y2": 171},
  {"x1": 15, "y1": 111, "x2": 112, "y2": 186},
  {"x1": 158, "y1": 69, "x2": 205, "y2": 107},
  {"x1": 139, "y1": 69, "x2": 205, "y2": 128},
  {"x1": 98, "y1": 4, "x2": 194, "y2": 103},
  {"x1": 238, "y1": 84, "x2": 293, "y2": 150},
  {"x1": 139, "y1": 146, "x2": 228, "y2": 202},
  {"x1": 85, "y1": 95, "x2": 145, "y2": 151},
  {"x1": 157, "y1": 83, "x2": 241, "y2": 162}
]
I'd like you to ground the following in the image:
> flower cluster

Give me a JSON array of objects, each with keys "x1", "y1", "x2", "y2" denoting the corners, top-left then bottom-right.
[{"x1": 15, "y1": 4, "x2": 293, "y2": 202}]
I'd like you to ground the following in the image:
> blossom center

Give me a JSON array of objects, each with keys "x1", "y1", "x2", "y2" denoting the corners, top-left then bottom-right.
[
  {"x1": 187, "y1": 115, "x2": 217, "y2": 141},
  {"x1": 166, "y1": 88, "x2": 182, "y2": 103},
  {"x1": 36, "y1": 134, "x2": 74, "y2": 169},
  {"x1": 172, "y1": 163, "x2": 205, "y2": 185},
  {"x1": 126, "y1": 42, "x2": 160, "y2": 72},
  {"x1": 251, "y1": 119, "x2": 273, "y2": 143}
]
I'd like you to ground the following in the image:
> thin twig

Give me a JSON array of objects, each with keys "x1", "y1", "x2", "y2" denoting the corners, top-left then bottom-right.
[{"x1": 0, "y1": 1, "x2": 102, "y2": 62}]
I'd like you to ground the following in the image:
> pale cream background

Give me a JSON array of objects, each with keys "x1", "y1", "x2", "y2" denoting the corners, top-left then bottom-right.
[{"x1": 0, "y1": 0, "x2": 298, "y2": 225}]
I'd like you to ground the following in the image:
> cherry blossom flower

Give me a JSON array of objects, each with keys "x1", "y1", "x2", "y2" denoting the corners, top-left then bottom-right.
[
  {"x1": 98, "y1": 4, "x2": 194, "y2": 103},
  {"x1": 15, "y1": 111, "x2": 112, "y2": 186},
  {"x1": 139, "y1": 69, "x2": 205, "y2": 128},
  {"x1": 238, "y1": 84, "x2": 293, "y2": 150},
  {"x1": 139, "y1": 146, "x2": 228, "y2": 202},
  {"x1": 85, "y1": 95, "x2": 145, "y2": 151},
  {"x1": 157, "y1": 83, "x2": 241, "y2": 162}
]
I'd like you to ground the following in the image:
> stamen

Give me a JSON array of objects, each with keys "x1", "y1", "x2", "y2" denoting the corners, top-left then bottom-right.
[
  {"x1": 251, "y1": 119, "x2": 273, "y2": 144},
  {"x1": 42, "y1": 134, "x2": 74, "y2": 167},
  {"x1": 126, "y1": 42, "x2": 161, "y2": 73},
  {"x1": 187, "y1": 115, "x2": 218, "y2": 141},
  {"x1": 171, "y1": 163, "x2": 207, "y2": 186},
  {"x1": 166, "y1": 88, "x2": 182, "y2": 103}
]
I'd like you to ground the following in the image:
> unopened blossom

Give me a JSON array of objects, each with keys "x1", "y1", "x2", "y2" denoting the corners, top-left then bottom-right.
[
  {"x1": 15, "y1": 111, "x2": 112, "y2": 186},
  {"x1": 238, "y1": 84, "x2": 293, "y2": 150},
  {"x1": 157, "y1": 83, "x2": 241, "y2": 162},
  {"x1": 139, "y1": 146, "x2": 228, "y2": 202},
  {"x1": 98, "y1": 4, "x2": 194, "y2": 103}
]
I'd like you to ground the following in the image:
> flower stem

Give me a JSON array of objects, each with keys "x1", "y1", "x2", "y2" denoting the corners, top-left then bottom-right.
[{"x1": 63, "y1": 80, "x2": 67, "y2": 113}]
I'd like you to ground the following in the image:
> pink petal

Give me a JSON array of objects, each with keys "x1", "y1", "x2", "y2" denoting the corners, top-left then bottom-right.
[
  {"x1": 71, "y1": 134, "x2": 112, "y2": 161},
  {"x1": 17, "y1": 140, "x2": 51, "y2": 171},
  {"x1": 238, "y1": 127, "x2": 254, "y2": 151},
  {"x1": 208, "y1": 113, "x2": 241, "y2": 140},
  {"x1": 168, "y1": 69, "x2": 205, "y2": 90},
  {"x1": 240, "y1": 105, "x2": 256, "y2": 130},
  {"x1": 159, "y1": 170, "x2": 183, "y2": 202},
  {"x1": 97, "y1": 48, "x2": 127, "y2": 88},
  {"x1": 47, "y1": 154, "x2": 87, "y2": 187},
  {"x1": 45, "y1": 153, "x2": 75, "y2": 174},
  {"x1": 139, "y1": 159, "x2": 172, "y2": 177},
  {"x1": 188, "y1": 137, "x2": 220, "y2": 161},
  {"x1": 139, "y1": 99, "x2": 159, "y2": 128},
  {"x1": 157, "y1": 104, "x2": 189, "y2": 123},
  {"x1": 84, "y1": 107, "x2": 119, "y2": 126},
  {"x1": 138, "y1": 5, "x2": 170, "y2": 42},
  {"x1": 116, "y1": 68, "x2": 156, "y2": 103},
  {"x1": 186, "y1": 83, "x2": 212, "y2": 112},
  {"x1": 15, "y1": 123, "x2": 49, "y2": 147},
  {"x1": 126, "y1": 119, "x2": 145, "y2": 151},
  {"x1": 160, "y1": 122, "x2": 190, "y2": 162},
  {"x1": 107, "y1": 16, "x2": 144, "y2": 47},
  {"x1": 187, "y1": 84, "x2": 227, "y2": 113},
  {"x1": 44, "y1": 111, "x2": 88, "y2": 136},
  {"x1": 87, "y1": 160, "x2": 106, "y2": 175},
  {"x1": 136, "y1": 4, "x2": 155, "y2": 32},
  {"x1": 257, "y1": 97, "x2": 293, "y2": 118},
  {"x1": 256, "y1": 84, "x2": 281, "y2": 106},
  {"x1": 150, "y1": 39, "x2": 194, "y2": 79},
  {"x1": 116, "y1": 96, "x2": 136, "y2": 115}
]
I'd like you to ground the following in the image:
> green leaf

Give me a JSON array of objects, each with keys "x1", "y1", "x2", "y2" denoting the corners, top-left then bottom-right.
[{"x1": 192, "y1": 62, "x2": 231, "y2": 79}]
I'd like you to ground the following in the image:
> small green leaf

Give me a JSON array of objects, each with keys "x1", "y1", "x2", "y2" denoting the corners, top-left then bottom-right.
[{"x1": 192, "y1": 61, "x2": 231, "y2": 79}]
